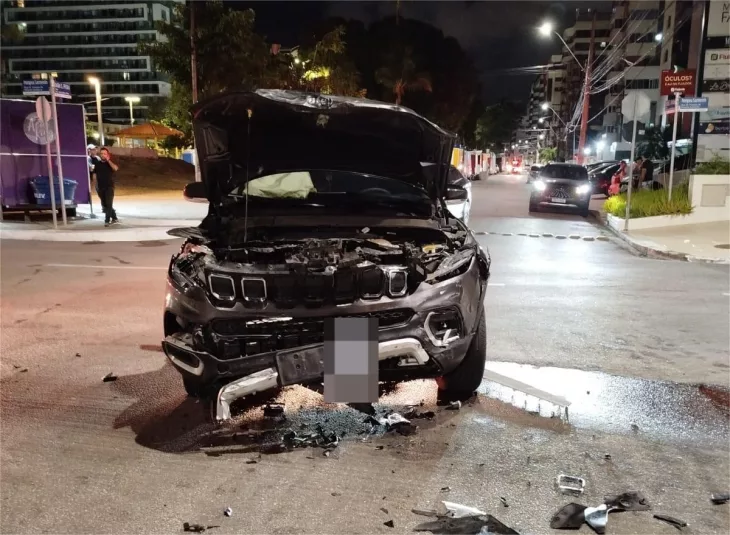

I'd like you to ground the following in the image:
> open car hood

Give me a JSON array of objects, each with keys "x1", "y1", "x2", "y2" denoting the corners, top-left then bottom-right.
[{"x1": 191, "y1": 90, "x2": 457, "y2": 205}]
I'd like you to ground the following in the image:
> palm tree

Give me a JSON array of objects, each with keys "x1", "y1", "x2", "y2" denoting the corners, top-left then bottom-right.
[{"x1": 375, "y1": 46, "x2": 432, "y2": 106}]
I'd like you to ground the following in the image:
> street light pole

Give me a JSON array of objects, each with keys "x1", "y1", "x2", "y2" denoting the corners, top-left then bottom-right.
[
  {"x1": 124, "y1": 96, "x2": 140, "y2": 126},
  {"x1": 576, "y1": 13, "x2": 596, "y2": 165},
  {"x1": 88, "y1": 76, "x2": 104, "y2": 145}
]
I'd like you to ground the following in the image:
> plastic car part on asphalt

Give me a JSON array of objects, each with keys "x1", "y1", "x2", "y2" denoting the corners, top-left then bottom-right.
[
  {"x1": 412, "y1": 501, "x2": 518, "y2": 534},
  {"x1": 584, "y1": 504, "x2": 612, "y2": 534},
  {"x1": 556, "y1": 474, "x2": 585, "y2": 494}
]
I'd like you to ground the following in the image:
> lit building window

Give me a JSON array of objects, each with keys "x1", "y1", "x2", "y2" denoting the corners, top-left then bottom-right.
[{"x1": 123, "y1": 72, "x2": 130, "y2": 80}]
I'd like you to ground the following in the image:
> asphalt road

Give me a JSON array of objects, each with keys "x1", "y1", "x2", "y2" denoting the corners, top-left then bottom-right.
[{"x1": 1, "y1": 173, "x2": 729, "y2": 534}]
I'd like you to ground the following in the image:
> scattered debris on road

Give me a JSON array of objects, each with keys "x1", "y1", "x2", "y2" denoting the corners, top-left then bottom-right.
[
  {"x1": 383, "y1": 520, "x2": 394, "y2": 528},
  {"x1": 550, "y1": 503, "x2": 587, "y2": 530},
  {"x1": 711, "y1": 492, "x2": 730, "y2": 505},
  {"x1": 403, "y1": 407, "x2": 435, "y2": 420},
  {"x1": 414, "y1": 514, "x2": 519, "y2": 534},
  {"x1": 182, "y1": 522, "x2": 219, "y2": 533},
  {"x1": 441, "y1": 501, "x2": 486, "y2": 518},
  {"x1": 102, "y1": 372, "x2": 117, "y2": 382},
  {"x1": 556, "y1": 474, "x2": 585, "y2": 494},
  {"x1": 584, "y1": 504, "x2": 611, "y2": 534},
  {"x1": 223, "y1": 507, "x2": 232, "y2": 517},
  {"x1": 653, "y1": 514, "x2": 688, "y2": 529},
  {"x1": 447, "y1": 401, "x2": 461, "y2": 411},
  {"x1": 263, "y1": 403, "x2": 285, "y2": 419},
  {"x1": 500, "y1": 497, "x2": 509, "y2": 508},
  {"x1": 604, "y1": 491, "x2": 650, "y2": 511},
  {"x1": 440, "y1": 487, "x2": 451, "y2": 492}
]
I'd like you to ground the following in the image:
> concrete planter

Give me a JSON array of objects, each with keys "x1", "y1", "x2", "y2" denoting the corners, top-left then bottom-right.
[{"x1": 606, "y1": 212, "x2": 694, "y2": 231}]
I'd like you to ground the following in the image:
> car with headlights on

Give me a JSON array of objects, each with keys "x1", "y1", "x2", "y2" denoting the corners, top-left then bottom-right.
[
  {"x1": 162, "y1": 90, "x2": 492, "y2": 422},
  {"x1": 528, "y1": 163, "x2": 592, "y2": 216}
]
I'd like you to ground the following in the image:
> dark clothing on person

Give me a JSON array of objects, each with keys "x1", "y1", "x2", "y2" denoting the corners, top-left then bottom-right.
[
  {"x1": 94, "y1": 159, "x2": 115, "y2": 190},
  {"x1": 641, "y1": 159, "x2": 654, "y2": 182},
  {"x1": 93, "y1": 159, "x2": 117, "y2": 223}
]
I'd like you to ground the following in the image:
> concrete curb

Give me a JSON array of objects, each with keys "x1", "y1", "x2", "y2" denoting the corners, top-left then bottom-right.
[
  {"x1": 597, "y1": 211, "x2": 730, "y2": 264},
  {"x1": 0, "y1": 225, "x2": 182, "y2": 242}
]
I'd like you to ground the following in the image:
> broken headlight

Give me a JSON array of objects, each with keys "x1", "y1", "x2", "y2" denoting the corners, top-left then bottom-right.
[{"x1": 427, "y1": 248, "x2": 474, "y2": 283}]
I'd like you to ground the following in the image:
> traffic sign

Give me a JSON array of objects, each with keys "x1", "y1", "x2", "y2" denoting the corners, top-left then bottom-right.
[
  {"x1": 660, "y1": 69, "x2": 696, "y2": 96},
  {"x1": 22, "y1": 79, "x2": 71, "y2": 99},
  {"x1": 23, "y1": 80, "x2": 50, "y2": 96},
  {"x1": 678, "y1": 97, "x2": 709, "y2": 112},
  {"x1": 665, "y1": 99, "x2": 676, "y2": 115}
]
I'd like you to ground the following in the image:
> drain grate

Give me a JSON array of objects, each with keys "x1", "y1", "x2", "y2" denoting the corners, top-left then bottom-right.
[{"x1": 714, "y1": 244, "x2": 730, "y2": 249}]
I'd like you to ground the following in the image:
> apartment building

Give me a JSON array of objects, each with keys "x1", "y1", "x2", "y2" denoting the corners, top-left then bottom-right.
[{"x1": 0, "y1": 0, "x2": 179, "y2": 126}]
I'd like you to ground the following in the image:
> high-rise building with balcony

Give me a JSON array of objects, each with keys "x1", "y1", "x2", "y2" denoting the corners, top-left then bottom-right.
[{"x1": 0, "y1": 0, "x2": 179, "y2": 127}]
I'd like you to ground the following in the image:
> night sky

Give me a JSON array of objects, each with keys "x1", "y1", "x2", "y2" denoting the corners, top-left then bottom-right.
[{"x1": 235, "y1": 0, "x2": 611, "y2": 105}]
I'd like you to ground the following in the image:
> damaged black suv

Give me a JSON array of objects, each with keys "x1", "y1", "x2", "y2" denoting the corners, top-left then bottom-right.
[{"x1": 162, "y1": 90, "x2": 491, "y2": 422}]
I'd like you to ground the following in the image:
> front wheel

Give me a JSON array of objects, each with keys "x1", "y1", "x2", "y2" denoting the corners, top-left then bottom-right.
[
  {"x1": 579, "y1": 202, "x2": 590, "y2": 217},
  {"x1": 436, "y1": 306, "x2": 486, "y2": 400}
]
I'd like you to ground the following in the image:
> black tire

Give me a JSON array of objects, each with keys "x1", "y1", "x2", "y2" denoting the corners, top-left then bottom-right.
[
  {"x1": 65, "y1": 208, "x2": 77, "y2": 218},
  {"x1": 529, "y1": 200, "x2": 537, "y2": 212},
  {"x1": 182, "y1": 375, "x2": 204, "y2": 398},
  {"x1": 579, "y1": 202, "x2": 590, "y2": 217},
  {"x1": 437, "y1": 306, "x2": 487, "y2": 400}
]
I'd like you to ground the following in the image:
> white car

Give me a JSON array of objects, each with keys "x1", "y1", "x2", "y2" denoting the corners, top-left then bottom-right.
[{"x1": 446, "y1": 165, "x2": 472, "y2": 225}]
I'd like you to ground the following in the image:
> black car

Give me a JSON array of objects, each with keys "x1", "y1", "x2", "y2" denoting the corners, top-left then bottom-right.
[
  {"x1": 589, "y1": 163, "x2": 621, "y2": 197},
  {"x1": 162, "y1": 90, "x2": 492, "y2": 422},
  {"x1": 528, "y1": 163, "x2": 592, "y2": 216}
]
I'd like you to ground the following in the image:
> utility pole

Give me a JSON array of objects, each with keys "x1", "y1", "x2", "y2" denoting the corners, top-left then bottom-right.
[
  {"x1": 190, "y1": 0, "x2": 201, "y2": 182},
  {"x1": 190, "y1": 0, "x2": 198, "y2": 104},
  {"x1": 576, "y1": 12, "x2": 596, "y2": 164}
]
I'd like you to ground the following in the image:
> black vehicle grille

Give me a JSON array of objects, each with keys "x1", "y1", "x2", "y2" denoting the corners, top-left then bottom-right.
[
  {"x1": 209, "y1": 309, "x2": 414, "y2": 359},
  {"x1": 207, "y1": 267, "x2": 403, "y2": 308},
  {"x1": 549, "y1": 186, "x2": 571, "y2": 199}
]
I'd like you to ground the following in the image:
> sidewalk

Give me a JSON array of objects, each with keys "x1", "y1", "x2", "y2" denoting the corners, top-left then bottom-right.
[
  {"x1": 609, "y1": 220, "x2": 730, "y2": 263},
  {"x1": 0, "y1": 198, "x2": 206, "y2": 242}
]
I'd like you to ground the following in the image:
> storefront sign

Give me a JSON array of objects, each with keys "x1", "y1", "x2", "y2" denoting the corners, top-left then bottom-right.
[
  {"x1": 699, "y1": 119, "x2": 730, "y2": 135},
  {"x1": 700, "y1": 108, "x2": 730, "y2": 122},
  {"x1": 707, "y1": 1, "x2": 730, "y2": 37},
  {"x1": 660, "y1": 69, "x2": 696, "y2": 96},
  {"x1": 703, "y1": 79, "x2": 730, "y2": 93},
  {"x1": 705, "y1": 49, "x2": 730, "y2": 66},
  {"x1": 707, "y1": 36, "x2": 730, "y2": 49}
]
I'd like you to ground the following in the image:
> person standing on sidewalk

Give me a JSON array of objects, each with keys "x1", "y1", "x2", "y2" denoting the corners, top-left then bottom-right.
[
  {"x1": 94, "y1": 147, "x2": 120, "y2": 226},
  {"x1": 87, "y1": 144, "x2": 103, "y2": 213}
]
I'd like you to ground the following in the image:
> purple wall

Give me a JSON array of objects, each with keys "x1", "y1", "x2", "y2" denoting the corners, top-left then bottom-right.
[{"x1": 0, "y1": 98, "x2": 90, "y2": 208}]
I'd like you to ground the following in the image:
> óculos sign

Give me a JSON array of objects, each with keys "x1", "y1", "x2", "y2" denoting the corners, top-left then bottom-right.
[{"x1": 660, "y1": 69, "x2": 696, "y2": 96}]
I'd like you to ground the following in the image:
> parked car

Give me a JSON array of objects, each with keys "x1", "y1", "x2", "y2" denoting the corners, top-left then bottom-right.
[
  {"x1": 528, "y1": 163, "x2": 592, "y2": 216},
  {"x1": 446, "y1": 165, "x2": 473, "y2": 225},
  {"x1": 589, "y1": 162, "x2": 621, "y2": 197},
  {"x1": 163, "y1": 90, "x2": 492, "y2": 422},
  {"x1": 527, "y1": 164, "x2": 542, "y2": 184}
]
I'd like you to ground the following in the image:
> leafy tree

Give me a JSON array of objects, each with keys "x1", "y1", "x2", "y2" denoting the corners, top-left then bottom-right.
[
  {"x1": 375, "y1": 45, "x2": 432, "y2": 106},
  {"x1": 475, "y1": 101, "x2": 522, "y2": 148},
  {"x1": 637, "y1": 125, "x2": 671, "y2": 160},
  {"x1": 540, "y1": 147, "x2": 557, "y2": 162},
  {"x1": 147, "y1": 81, "x2": 194, "y2": 143}
]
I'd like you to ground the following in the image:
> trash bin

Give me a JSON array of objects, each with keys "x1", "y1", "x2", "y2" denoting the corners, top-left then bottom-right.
[{"x1": 28, "y1": 176, "x2": 78, "y2": 206}]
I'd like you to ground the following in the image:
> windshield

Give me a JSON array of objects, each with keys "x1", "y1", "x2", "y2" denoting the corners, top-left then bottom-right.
[
  {"x1": 539, "y1": 164, "x2": 589, "y2": 180},
  {"x1": 229, "y1": 170, "x2": 431, "y2": 204}
]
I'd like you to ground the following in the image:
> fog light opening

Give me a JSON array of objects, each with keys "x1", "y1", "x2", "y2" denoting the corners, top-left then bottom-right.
[{"x1": 425, "y1": 310, "x2": 462, "y2": 347}]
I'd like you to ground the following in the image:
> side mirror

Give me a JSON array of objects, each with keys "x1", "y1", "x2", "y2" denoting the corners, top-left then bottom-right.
[
  {"x1": 183, "y1": 181, "x2": 207, "y2": 202},
  {"x1": 445, "y1": 186, "x2": 468, "y2": 201}
]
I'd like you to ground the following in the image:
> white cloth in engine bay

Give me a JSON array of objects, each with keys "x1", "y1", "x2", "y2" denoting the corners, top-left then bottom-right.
[{"x1": 231, "y1": 172, "x2": 316, "y2": 199}]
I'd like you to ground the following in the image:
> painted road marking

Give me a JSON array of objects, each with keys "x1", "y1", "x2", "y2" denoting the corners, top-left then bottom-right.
[
  {"x1": 474, "y1": 231, "x2": 610, "y2": 242},
  {"x1": 45, "y1": 263, "x2": 165, "y2": 270},
  {"x1": 723, "y1": 292, "x2": 730, "y2": 297}
]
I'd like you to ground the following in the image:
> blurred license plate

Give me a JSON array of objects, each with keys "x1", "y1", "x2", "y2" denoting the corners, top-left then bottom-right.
[{"x1": 551, "y1": 198, "x2": 566, "y2": 203}]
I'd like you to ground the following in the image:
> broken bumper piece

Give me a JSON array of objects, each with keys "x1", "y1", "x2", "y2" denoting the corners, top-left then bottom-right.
[{"x1": 204, "y1": 338, "x2": 432, "y2": 422}]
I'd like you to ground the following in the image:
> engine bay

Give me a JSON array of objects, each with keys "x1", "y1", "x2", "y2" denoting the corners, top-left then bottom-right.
[{"x1": 169, "y1": 224, "x2": 474, "y2": 306}]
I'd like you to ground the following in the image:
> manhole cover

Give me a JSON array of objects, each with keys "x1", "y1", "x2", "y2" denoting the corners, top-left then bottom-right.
[{"x1": 714, "y1": 244, "x2": 730, "y2": 249}]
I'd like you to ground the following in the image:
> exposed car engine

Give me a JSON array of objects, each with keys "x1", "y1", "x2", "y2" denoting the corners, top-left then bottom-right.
[{"x1": 169, "y1": 225, "x2": 475, "y2": 307}]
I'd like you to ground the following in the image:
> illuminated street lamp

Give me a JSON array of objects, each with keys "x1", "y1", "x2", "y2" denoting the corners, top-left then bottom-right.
[
  {"x1": 538, "y1": 21, "x2": 583, "y2": 70},
  {"x1": 541, "y1": 102, "x2": 549, "y2": 111},
  {"x1": 583, "y1": 147, "x2": 592, "y2": 156},
  {"x1": 654, "y1": 33, "x2": 663, "y2": 42},
  {"x1": 539, "y1": 134, "x2": 545, "y2": 140},
  {"x1": 87, "y1": 76, "x2": 104, "y2": 145},
  {"x1": 124, "y1": 95, "x2": 140, "y2": 126}
]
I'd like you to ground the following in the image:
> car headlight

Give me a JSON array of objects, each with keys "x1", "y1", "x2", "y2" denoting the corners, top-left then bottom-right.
[
  {"x1": 427, "y1": 248, "x2": 475, "y2": 282},
  {"x1": 576, "y1": 184, "x2": 591, "y2": 194},
  {"x1": 533, "y1": 180, "x2": 546, "y2": 191}
]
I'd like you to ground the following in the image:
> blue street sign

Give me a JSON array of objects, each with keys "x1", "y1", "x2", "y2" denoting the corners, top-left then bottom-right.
[
  {"x1": 22, "y1": 80, "x2": 50, "y2": 96},
  {"x1": 54, "y1": 81, "x2": 72, "y2": 99},
  {"x1": 678, "y1": 97, "x2": 709, "y2": 112},
  {"x1": 22, "y1": 79, "x2": 71, "y2": 99}
]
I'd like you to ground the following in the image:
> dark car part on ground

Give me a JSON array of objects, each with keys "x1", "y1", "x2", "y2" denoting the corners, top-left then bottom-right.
[
  {"x1": 162, "y1": 90, "x2": 490, "y2": 423},
  {"x1": 529, "y1": 163, "x2": 592, "y2": 216},
  {"x1": 413, "y1": 514, "x2": 519, "y2": 535},
  {"x1": 711, "y1": 493, "x2": 730, "y2": 504}
]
